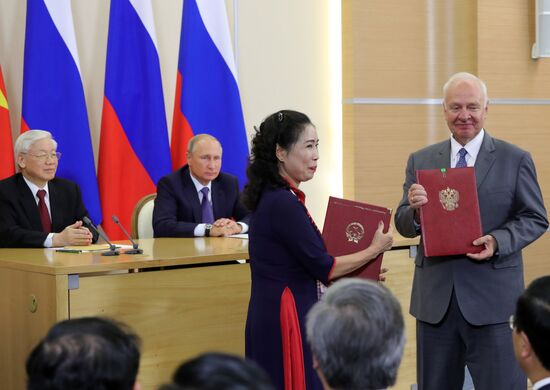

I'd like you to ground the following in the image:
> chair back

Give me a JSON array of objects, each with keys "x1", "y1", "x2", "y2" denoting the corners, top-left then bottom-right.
[{"x1": 131, "y1": 193, "x2": 156, "y2": 239}]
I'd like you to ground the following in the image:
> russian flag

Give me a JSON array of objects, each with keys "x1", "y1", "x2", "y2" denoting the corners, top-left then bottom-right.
[
  {"x1": 21, "y1": 0, "x2": 102, "y2": 223},
  {"x1": 171, "y1": 0, "x2": 248, "y2": 183},
  {"x1": 98, "y1": 0, "x2": 171, "y2": 240},
  {"x1": 0, "y1": 65, "x2": 14, "y2": 180}
]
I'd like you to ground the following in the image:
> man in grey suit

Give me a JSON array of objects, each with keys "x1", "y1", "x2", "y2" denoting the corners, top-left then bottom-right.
[{"x1": 395, "y1": 72, "x2": 548, "y2": 390}]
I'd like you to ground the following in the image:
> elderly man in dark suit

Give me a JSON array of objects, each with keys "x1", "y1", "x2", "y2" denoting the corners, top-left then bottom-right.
[
  {"x1": 511, "y1": 276, "x2": 550, "y2": 390},
  {"x1": 395, "y1": 72, "x2": 548, "y2": 390},
  {"x1": 153, "y1": 134, "x2": 249, "y2": 238},
  {"x1": 0, "y1": 130, "x2": 97, "y2": 248}
]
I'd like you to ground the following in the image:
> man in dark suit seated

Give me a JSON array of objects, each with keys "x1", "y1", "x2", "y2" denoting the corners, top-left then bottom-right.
[
  {"x1": 153, "y1": 134, "x2": 249, "y2": 237},
  {"x1": 0, "y1": 130, "x2": 98, "y2": 248},
  {"x1": 511, "y1": 276, "x2": 550, "y2": 390}
]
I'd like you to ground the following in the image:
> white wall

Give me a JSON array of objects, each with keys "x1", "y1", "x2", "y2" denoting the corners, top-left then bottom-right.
[{"x1": 0, "y1": 0, "x2": 341, "y2": 225}]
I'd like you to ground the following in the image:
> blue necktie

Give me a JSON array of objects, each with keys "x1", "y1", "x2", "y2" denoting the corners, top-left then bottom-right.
[
  {"x1": 456, "y1": 148, "x2": 468, "y2": 168},
  {"x1": 200, "y1": 187, "x2": 214, "y2": 223}
]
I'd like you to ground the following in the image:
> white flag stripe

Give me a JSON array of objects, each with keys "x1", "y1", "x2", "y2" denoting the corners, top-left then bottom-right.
[
  {"x1": 196, "y1": 0, "x2": 238, "y2": 82},
  {"x1": 43, "y1": 0, "x2": 81, "y2": 74},
  {"x1": 128, "y1": 0, "x2": 159, "y2": 50}
]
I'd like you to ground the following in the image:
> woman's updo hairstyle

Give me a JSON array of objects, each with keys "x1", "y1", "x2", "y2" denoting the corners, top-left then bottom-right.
[{"x1": 242, "y1": 110, "x2": 313, "y2": 210}]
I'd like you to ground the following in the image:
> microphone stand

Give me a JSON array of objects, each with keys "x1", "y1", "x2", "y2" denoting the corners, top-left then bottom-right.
[
  {"x1": 82, "y1": 216, "x2": 119, "y2": 256},
  {"x1": 111, "y1": 215, "x2": 143, "y2": 254}
]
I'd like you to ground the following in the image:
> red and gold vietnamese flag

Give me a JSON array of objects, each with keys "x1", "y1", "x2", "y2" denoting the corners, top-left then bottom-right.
[{"x1": 0, "y1": 65, "x2": 15, "y2": 180}]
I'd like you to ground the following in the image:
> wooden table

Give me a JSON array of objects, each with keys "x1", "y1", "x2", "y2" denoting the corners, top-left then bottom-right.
[{"x1": 0, "y1": 237, "x2": 250, "y2": 390}]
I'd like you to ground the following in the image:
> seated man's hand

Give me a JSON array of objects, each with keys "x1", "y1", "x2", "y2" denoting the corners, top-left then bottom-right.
[
  {"x1": 52, "y1": 221, "x2": 93, "y2": 247},
  {"x1": 212, "y1": 218, "x2": 242, "y2": 236},
  {"x1": 209, "y1": 220, "x2": 242, "y2": 237},
  {"x1": 222, "y1": 220, "x2": 242, "y2": 235},
  {"x1": 213, "y1": 218, "x2": 233, "y2": 228}
]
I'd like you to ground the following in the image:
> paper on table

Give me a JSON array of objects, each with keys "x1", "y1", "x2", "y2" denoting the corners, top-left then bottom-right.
[{"x1": 227, "y1": 233, "x2": 248, "y2": 239}]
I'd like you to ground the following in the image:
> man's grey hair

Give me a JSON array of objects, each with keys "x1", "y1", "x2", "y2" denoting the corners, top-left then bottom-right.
[
  {"x1": 14, "y1": 129, "x2": 57, "y2": 156},
  {"x1": 306, "y1": 279, "x2": 405, "y2": 390},
  {"x1": 187, "y1": 133, "x2": 222, "y2": 154},
  {"x1": 443, "y1": 72, "x2": 489, "y2": 108}
]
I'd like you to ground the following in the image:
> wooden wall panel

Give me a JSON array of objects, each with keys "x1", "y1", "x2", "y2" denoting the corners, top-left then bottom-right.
[
  {"x1": 483, "y1": 105, "x2": 550, "y2": 208},
  {"x1": 343, "y1": 0, "x2": 477, "y2": 98},
  {"x1": 478, "y1": 0, "x2": 550, "y2": 98},
  {"x1": 524, "y1": 233, "x2": 550, "y2": 284}
]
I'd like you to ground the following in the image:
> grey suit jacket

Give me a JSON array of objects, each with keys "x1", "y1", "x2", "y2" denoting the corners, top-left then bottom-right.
[{"x1": 395, "y1": 132, "x2": 548, "y2": 325}]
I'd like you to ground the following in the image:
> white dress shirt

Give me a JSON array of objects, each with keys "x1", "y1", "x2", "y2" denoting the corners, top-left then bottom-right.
[{"x1": 450, "y1": 128, "x2": 485, "y2": 168}]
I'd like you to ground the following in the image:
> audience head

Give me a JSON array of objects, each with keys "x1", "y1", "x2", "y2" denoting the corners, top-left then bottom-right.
[
  {"x1": 26, "y1": 317, "x2": 141, "y2": 390},
  {"x1": 306, "y1": 278, "x2": 405, "y2": 390},
  {"x1": 511, "y1": 276, "x2": 550, "y2": 380},
  {"x1": 15, "y1": 130, "x2": 60, "y2": 187},
  {"x1": 159, "y1": 352, "x2": 274, "y2": 390},
  {"x1": 442, "y1": 72, "x2": 489, "y2": 146},
  {"x1": 186, "y1": 134, "x2": 223, "y2": 186},
  {"x1": 242, "y1": 110, "x2": 314, "y2": 210}
]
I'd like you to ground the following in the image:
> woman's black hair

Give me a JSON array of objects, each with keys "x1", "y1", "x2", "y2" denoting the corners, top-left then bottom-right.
[{"x1": 242, "y1": 110, "x2": 313, "y2": 210}]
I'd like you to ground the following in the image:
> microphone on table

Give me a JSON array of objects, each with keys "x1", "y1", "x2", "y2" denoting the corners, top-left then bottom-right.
[
  {"x1": 82, "y1": 216, "x2": 119, "y2": 256},
  {"x1": 111, "y1": 215, "x2": 143, "y2": 254}
]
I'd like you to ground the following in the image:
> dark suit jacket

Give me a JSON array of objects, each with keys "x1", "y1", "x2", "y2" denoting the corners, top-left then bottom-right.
[
  {"x1": 0, "y1": 173, "x2": 98, "y2": 247},
  {"x1": 153, "y1": 165, "x2": 250, "y2": 237},
  {"x1": 395, "y1": 132, "x2": 548, "y2": 325}
]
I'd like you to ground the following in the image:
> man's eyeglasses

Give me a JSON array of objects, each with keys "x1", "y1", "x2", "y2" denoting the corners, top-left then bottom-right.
[
  {"x1": 509, "y1": 314, "x2": 516, "y2": 330},
  {"x1": 22, "y1": 152, "x2": 62, "y2": 162}
]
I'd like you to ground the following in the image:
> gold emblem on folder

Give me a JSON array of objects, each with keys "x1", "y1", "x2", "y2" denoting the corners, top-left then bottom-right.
[
  {"x1": 439, "y1": 187, "x2": 460, "y2": 211},
  {"x1": 345, "y1": 222, "x2": 365, "y2": 243}
]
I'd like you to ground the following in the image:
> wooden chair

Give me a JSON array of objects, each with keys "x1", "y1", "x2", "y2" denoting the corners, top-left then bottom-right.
[{"x1": 131, "y1": 193, "x2": 156, "y2": 239}]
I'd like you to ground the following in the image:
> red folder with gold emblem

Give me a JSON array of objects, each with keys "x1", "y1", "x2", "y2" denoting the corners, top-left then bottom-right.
[
  {"x1": 416, "y1": 167, "x2": 483, "y2": 257},
  {"x1": 322, "y1": 196, "x2": 392, "y2": 280}
]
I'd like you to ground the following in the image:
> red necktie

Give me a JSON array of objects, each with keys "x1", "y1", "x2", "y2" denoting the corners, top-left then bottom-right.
[{"x1": 36, "y1": 190, "x2": 52, "y2": 233}]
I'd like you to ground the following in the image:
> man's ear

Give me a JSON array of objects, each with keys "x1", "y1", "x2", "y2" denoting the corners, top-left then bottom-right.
[
  {"x1": 17, "y1": 154, "x2": 26, "y2": 170},
  {"x1": 133, "y1": 380, "x2": 141, "y2": 390},
  {"x1": 518, "y1": 331, "x2": 534, "y2": 360}
]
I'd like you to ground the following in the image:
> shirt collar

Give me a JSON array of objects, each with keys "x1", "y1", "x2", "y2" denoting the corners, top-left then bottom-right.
[
  {"x1": 450, "y1": 128, "x2": 485, "y2": 163},
  {"x1": 189, "y1": 171, "x2": 212, "y2": 194},
  {"x1": 533, "y1": 377, "x2": 550, "y2": 390},
  {"x1": 22, "y1": 175, "x2": 49, "y2": 199}
]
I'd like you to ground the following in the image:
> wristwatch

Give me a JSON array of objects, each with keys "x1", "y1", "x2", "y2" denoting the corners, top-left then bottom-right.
[{"x1": 205, "y1": 224, "x2": 213, "y2": 237}]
